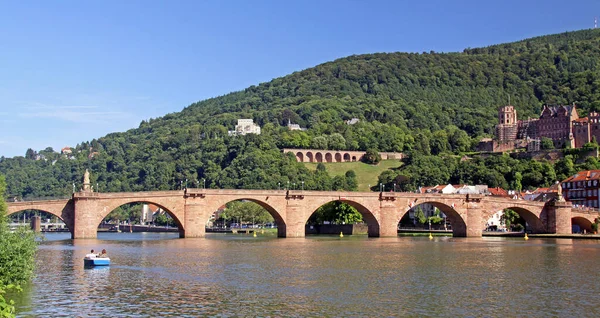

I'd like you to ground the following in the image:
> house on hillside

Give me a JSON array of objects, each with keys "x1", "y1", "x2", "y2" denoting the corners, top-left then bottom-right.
[
  {"x1": 287, "y1": 119, "x2": 306, "y2": 131},
  {"x1": 228, "y1": 119, "x2": 261, "y2": 136},
  {"x1": 345, "y1": 118, "x2": 359, "y2": 125}
]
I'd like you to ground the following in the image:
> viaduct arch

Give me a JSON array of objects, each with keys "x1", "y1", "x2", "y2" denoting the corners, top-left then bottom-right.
[
  {"x1": 283, "y1": 148, "x2": 404, "y2": 163},
  {"x1": 5, "y1": 189, "x2": 597, "y2": 239}
]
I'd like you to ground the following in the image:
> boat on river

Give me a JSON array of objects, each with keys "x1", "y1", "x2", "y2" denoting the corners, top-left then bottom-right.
[{"x1": 84, "y1": 257, "x2": 110, "y2": 266}]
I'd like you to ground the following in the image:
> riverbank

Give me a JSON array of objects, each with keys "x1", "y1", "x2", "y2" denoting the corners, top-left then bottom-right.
[{"x1": 398, "y1": 229, "x2": 600, "y2": 239}]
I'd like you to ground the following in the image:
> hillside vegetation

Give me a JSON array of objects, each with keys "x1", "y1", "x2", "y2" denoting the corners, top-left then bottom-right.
[
  {"x1": 2, "y1": 29, "x2": 600, "y2": 199},
  {"x1": 303, "y1": 160, "x2": 402, "y2": 192}
]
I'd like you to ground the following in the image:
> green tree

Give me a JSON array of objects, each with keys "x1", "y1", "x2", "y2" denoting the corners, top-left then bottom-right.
[
  {"x1": 311, "y1": 136, "x2": 328, "y2": 150},
  {"x1": 154, "y1": 213, "x2": 173, "y2": 226},
  {"x1": 500, "y1": 209, "x2": 524, "y2": 231},
  {"x1": 414, "y1": 207, "x2": 427, "y2": 225},
  {"x1": 327, "y1": 133, "x2": 346, "y2": 150},
  {"x1": 428, "y1": 208, "x2": 444, "y2": 225},
  {"x1": 308, "y1": 201, "x2": 363, "y2": 225},
  {"x1": 362, "y1": 149, "x2": 381, "y2": 164},
  {"x1": 345, "y1": 170, "x2": 358, "y2": 191},
  {"x1": 223, "y1": 201, "x2": 274, "y2": 226},
  {"x1": 541, "y1": 137, "x2": 554, "y2": 150}
]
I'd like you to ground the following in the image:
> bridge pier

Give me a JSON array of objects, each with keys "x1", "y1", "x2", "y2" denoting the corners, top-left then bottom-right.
[
  {"x1": 379, "y1": 205, "x2": 398, "y2": 237},
  {"x1": 73, "y1": 197, "x2": 100, "y2": 239},
  {"x1": 544, "y1": 201, "x2": 572, "y2": 234},
  {"x1": 466, "y1": 207, "x2": 483, "y2": 237},
  {"x1": 283, "y1": 203, "x2": 305, "y2": 237},
  {"x1": 182, "y1": 200, "x2": 207, "y2": 238}
]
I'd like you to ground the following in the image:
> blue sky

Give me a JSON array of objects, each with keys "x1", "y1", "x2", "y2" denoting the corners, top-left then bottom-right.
[{"x1": 0, "y1": 0, "x2": 598, "y2": 157}]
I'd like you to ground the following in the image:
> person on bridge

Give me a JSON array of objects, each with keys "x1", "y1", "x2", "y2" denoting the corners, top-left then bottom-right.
[
  {"x1": 85, "y1": 249, "x2": 96, "y2": 259},
  {"x1": 97, "y1": 249, "x2": 108, "y2": 258}
]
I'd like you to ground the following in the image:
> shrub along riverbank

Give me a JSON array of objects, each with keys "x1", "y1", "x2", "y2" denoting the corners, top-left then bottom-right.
[{"x1": 0, "y1": 174, "x2": 38, "y2": 317}]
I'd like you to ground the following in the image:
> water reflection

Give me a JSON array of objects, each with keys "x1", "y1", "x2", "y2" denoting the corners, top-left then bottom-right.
[{"x1": 14, "y1": 233, "x2": 600, "y2": 317}]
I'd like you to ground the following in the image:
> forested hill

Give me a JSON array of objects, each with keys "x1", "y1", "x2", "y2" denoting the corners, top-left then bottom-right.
[{"x1": 2, "y1": 29, "x2": 600, "y2": 199}]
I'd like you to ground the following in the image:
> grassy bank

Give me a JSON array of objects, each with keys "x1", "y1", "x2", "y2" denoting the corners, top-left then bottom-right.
[{"x1": 303, "y1": 160, "x2": 402, "y2": 191}]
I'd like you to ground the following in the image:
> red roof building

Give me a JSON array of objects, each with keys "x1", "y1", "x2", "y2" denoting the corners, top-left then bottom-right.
[
  {"x1": 561, "y1": 170, "x2": 600, "y2": 208},
  {"x1": 488, "y1": 187, "x2": 510, "y2": 197}
]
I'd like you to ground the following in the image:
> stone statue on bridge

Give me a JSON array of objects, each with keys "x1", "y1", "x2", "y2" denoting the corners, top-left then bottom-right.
[
  {"x1": 556, "y1": 181, "x2": 564, "y2": 202},
  {"x1": 82, "y1": 169, "x2": 92, "y2": 192}
]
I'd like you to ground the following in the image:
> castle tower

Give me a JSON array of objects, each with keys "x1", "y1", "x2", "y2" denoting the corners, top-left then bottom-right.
[
  {"x1": 498, "y1": 105, "x2": 517, "y2": 125},
  {"x1": 496, "y1": 105, "x2": 518, "y2": 141}
]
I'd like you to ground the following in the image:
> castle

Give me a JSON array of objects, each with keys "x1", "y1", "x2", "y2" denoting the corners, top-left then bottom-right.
[{"x1": 485, "y1": 104, "x2": 600, "y2": 152}]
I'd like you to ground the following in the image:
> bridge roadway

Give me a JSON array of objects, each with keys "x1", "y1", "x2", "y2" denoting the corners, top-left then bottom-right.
[{"x1": 6, "y1": 188, "x2": 599, "y2": 239}]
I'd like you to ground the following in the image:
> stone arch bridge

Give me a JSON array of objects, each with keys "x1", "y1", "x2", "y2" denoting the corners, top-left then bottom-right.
[{"x1": 6, "y1": 189, "x2": 598, "y2": 239}]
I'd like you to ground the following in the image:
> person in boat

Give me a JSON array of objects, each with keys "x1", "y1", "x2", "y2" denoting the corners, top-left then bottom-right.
[
  {"x1": 85, "y1": 249, "x2": 97, "y2": 259},
  {"x1": 97, "y1": 249, "x2": 108, "y2": 258}
]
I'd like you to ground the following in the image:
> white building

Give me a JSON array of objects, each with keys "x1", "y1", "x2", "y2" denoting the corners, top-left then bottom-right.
[
  {"x1": 485, "y1": 210, "x2": 506, "y2": 231},
  {"x1": 287, "y1": 119, "x2": 306, "y2": 131},
  {"x1": 345, "y1": 118, "x2": 360, "y2": 125},
  {"x1": 230, "y1": 119, "x2": 261, "y2": 136}
]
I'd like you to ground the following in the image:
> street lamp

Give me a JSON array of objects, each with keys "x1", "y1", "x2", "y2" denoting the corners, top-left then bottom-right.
[
  {"x1": 203, "y1": 178, "x2": 206, "y2": 189},
  {"x1": 429, "y1": 218, "x2": 432, "y2": 231},
  {"x1": 379, "y1": 183, "x2": 382, "y2": 192},
  {"x1": 301, "y1": 181, "x2": 304, "y2": 191},
  {"x1": 393, "y1": 183, "x2": 396, "y2": 192},
  {"x1": 278, "y1": 182, "x2": 281, "y2": 190},
  {"x1": 293, "y1": 183, "x2": 296, "y2": 190},
  {"x1": 185, "y1": 179, "x2": 188, "y2": 189},
  {"x1": 72, "y1": 182, "x2": 75, "y2": 193},
  {"x1": 180, "y1": 180, "x2": 183, "y2": 190},
  {"x1": 287, "y1": 181, "x2": 290, "y2": 190}
]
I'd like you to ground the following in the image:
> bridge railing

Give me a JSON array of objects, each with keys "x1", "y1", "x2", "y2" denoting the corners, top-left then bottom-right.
[
  {"x1": 5, "y1": 196, "x2": 71, "y2": 203},
  {"x1": 572, "y1": 206, "x2": 600, "y2": 214}
]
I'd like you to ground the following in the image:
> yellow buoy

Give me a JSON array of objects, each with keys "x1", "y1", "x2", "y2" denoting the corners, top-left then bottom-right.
[
  {"x1": 253, "y1": 231, "x2": 257, "y2": 237},
  {"x1": 340, "y1": 232, "x2": 344, "y2": 238},
  {"x1": 524, "y1": 233, "x2": 529, "y2": 240},
  {"x1": 261, "y1": 229, "x2": 264, "y2": 234},
  {"x1": 429, "y1": 232, "x2": 433, "y2": 240}
]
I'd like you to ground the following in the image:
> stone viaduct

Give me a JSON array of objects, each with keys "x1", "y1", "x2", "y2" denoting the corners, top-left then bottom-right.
[
  {"x1": 283, "y1": 148, "x2": 403, "y2": 163},
  {"x1": 6, "y1": 189, "x2": 599, "y2": 239}
]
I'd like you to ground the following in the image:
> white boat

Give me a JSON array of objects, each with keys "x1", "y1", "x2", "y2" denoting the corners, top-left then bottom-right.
[{"x1": 84, "y1": 257, "x2": 110, "y2": 266}]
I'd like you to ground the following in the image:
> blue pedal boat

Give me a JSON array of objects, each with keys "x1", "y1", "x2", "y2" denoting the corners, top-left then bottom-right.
[{"x1": 84, "y1": 257, "x2": 110, "y2": 266}]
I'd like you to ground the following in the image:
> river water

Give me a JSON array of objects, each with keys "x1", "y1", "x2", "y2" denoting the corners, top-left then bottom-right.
[{"x1": 13, "y1": 232, "x2": 600, "y2": 317}]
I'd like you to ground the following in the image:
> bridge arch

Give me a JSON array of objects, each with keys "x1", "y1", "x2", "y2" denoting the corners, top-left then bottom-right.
[
  {"x1": 306, "y1": 199, "x2": 380, "y2": 237},
  {"x1": 401, "y1": 201, "x2": 467, "y2": 237},
  {"x1": 296, "y1": 152, "x2": 304, "y2": 162},
  {"x1": 7, "y1": 208, "x2": 73, "y2": 233},
  {"x1": 306, "y1": 152, "x2": 314, "y2": 162},
  {"x1": 96, "y1": 199, "x2": 185, "y2": 236},
  {"x1": 572, "y1": 217, "x2": 593, "y2": 233},
  {"x1": 483, "y1": 206, "x2": 545, "y2": 233},
  {"x1": 7, "y1": 200, "x2": 74, "y2": 234},
  {"x1": 202, "y1": 197, "x2": 286, "y2": 236}
]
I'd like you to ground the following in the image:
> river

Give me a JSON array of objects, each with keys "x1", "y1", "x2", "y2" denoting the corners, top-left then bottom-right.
[{"x1": 13, "y1": 232, "x2": 600, "y2": 317}]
